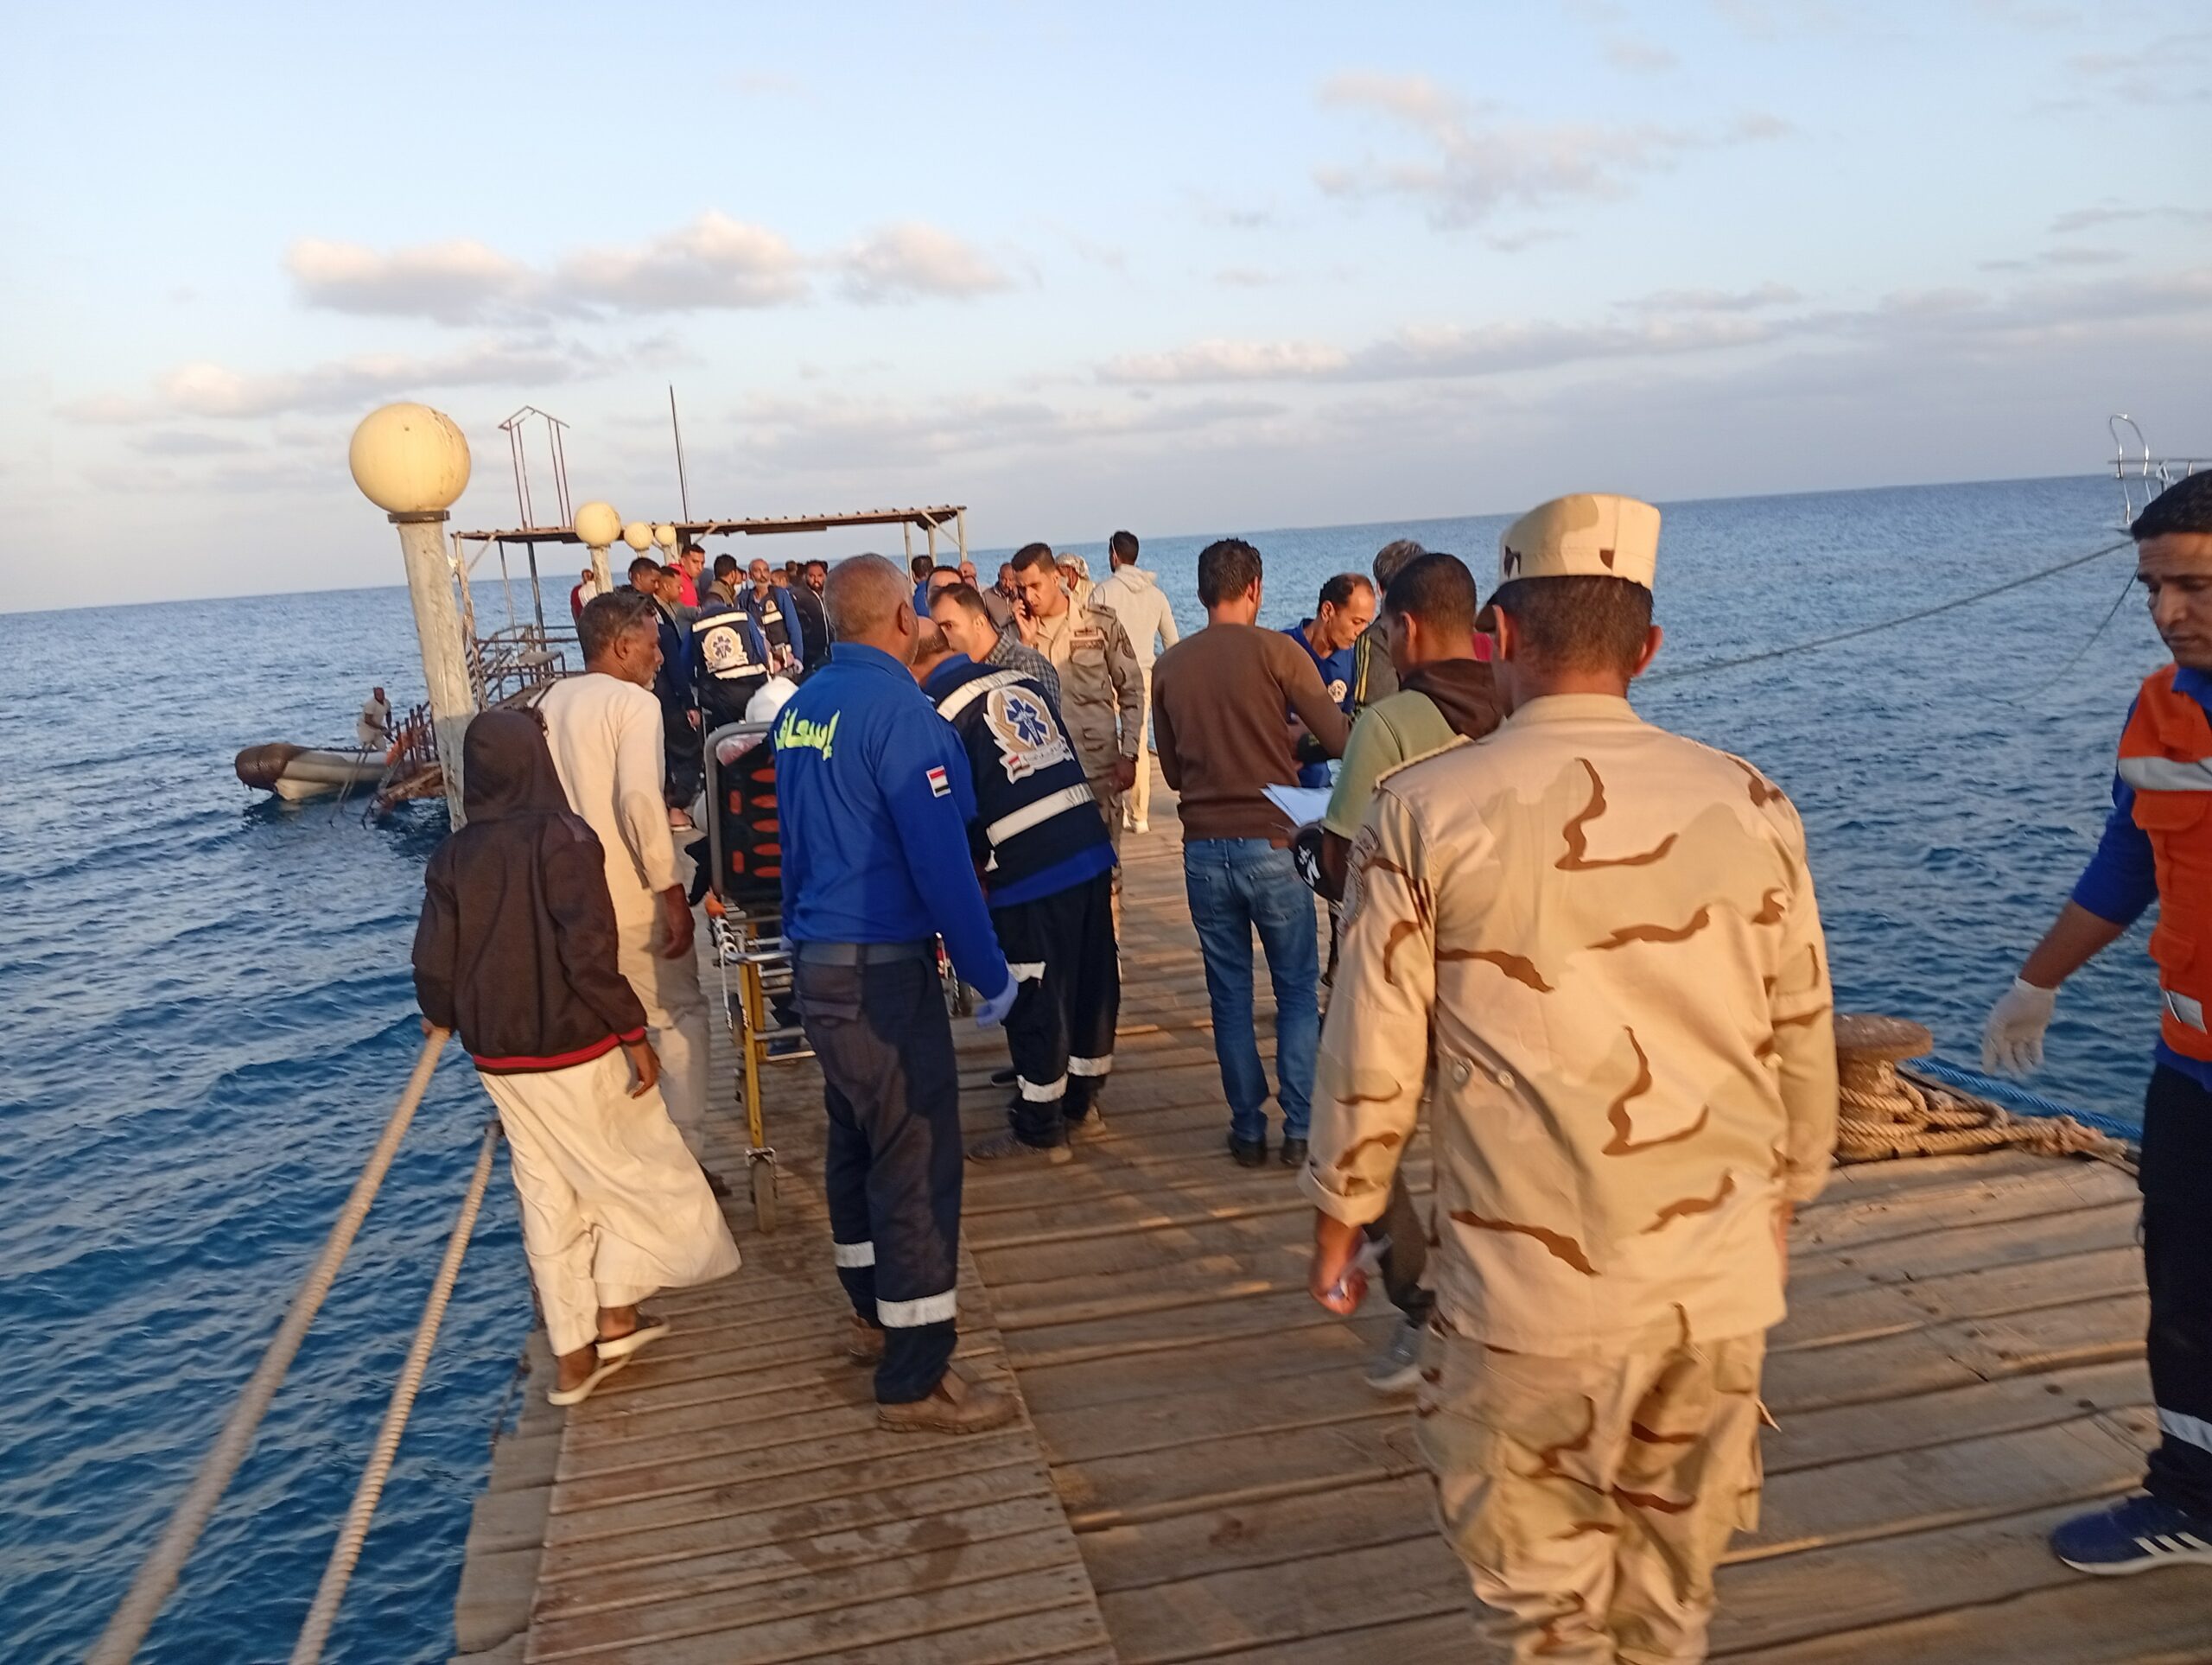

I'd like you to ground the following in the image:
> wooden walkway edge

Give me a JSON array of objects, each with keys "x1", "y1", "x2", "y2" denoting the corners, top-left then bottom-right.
[{"x1": 454, "y1": 772, "x2": 2206, "y2": 1664}]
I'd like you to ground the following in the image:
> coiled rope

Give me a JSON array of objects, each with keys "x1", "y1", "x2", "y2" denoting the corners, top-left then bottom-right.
[
  {"x1": 89, "y1": 1030, "x2": 451, "y2": 1665},
  {"x1": 289, "y1": 1117, "x2": 502, "y2": 1665},
  {"x1": 1832, "y1": 1014, "x2": 2133, "y2": 1172}
]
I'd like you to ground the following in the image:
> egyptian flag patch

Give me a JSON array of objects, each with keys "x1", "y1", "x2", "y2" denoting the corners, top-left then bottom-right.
[{"x1": 926, "y1": 765, "x2": 951, "y2": 798}]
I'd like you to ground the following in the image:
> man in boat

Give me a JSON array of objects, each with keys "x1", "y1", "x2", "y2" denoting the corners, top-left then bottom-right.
[
  {"x1": 1303, "y1": 494, "x2": 1837, "y2": 1662},
  {"x1": 931, "y1": 581, "x2": 1065, "y2": 715},
  {"x1": 774, "y1": 554, "x2": 1020, "y2": 1433},
  {"x1": 1984, "y1": 468, "x2": 2212, "y2": 1574},
  {"x1": 537, "y1": 590, "x2": 721, "y2": 1194},
  {"x1": 356, "y1": 687, "x2": 391, "y2": 752},
  {"x1": 413, "y1": 709, "x2": 739, "y2": 1407},
  {"x1": 1009, "y1": 542, "x2": 1142, "y2": 927},
  {"x1": 911, "y1": 620, "x2": 1119, "y2": 1162},
  {"x1": 1306, "y1": 551, "x2": 1501, "y2": 1395},
  {"x1": 1150, "y1": 538, "x2": 1351, "y2": 1168}
]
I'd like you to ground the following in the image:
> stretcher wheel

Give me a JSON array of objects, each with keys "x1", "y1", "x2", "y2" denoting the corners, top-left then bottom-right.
[{"x1": 751, "y1": 1159, "x2": 779, "y2": 1233}]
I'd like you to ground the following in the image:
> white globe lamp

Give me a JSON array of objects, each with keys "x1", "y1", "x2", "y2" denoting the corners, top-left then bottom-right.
[
  {"x1": 574, "y1": 501, "x2": 620, "y2": 592},
  {"x1": 349, "y1": 403, "x2": 477, "y2": 825},
  {"x1": 621, "y1": 520, "x2": 653, "y2": 552},
  {"x1": 652, "y1": 522, "x2": 677, "y2": 550}
]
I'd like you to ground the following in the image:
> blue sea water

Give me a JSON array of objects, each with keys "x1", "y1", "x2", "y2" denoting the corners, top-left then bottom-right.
[{"x1": 0, "y1": 473, "x2": 2164, "y2": 1663}]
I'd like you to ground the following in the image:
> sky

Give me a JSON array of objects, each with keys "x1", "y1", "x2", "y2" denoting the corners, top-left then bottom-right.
[{"x1": 1, "y1": 1, "x2": 2206, "y2": 612}]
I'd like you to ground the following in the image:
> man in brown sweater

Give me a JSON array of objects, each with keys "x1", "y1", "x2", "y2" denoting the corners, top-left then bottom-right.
[{"x1": 1151, "y1": 538, "x2": 1351, "y2": 1167}]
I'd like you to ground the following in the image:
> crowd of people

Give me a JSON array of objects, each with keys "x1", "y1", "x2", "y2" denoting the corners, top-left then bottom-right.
[{"x1": 408, "y1": 472, "x2": 2212, "y2": 1658}]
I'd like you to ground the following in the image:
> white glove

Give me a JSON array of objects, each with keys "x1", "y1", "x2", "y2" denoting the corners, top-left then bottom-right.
[
  {"x1": 1981, "y1": 977, "x2": 2056, "y2": 1076},
  {"x1": 973, "y1": 974, "x2": 1019, "y2": 1030}
]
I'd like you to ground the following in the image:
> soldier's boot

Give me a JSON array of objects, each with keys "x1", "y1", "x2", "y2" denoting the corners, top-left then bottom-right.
[
  {"x1": 845, "y1": 1315, "x2": 886, "y2": 1365},
  {"x1": 878, "y1": 1365, "x2": 1021, "y2": 1435}
]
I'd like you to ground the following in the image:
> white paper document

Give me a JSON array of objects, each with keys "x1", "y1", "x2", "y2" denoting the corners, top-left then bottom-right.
[{"x1": 1262, "y1": 785, "x2": 1335, "y2": 828}]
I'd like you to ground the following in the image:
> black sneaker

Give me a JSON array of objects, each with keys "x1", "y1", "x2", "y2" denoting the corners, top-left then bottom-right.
[
  {"x1": 1280, "y1": 1136, "x2": 1309, "y2": 1169},
  {"x1": 989, "y1": 1065, "x2": 1018, "y2": 1087},
  {"x1": 1227, "y1": 1132, "x2": 1268, "y2": 1168}
]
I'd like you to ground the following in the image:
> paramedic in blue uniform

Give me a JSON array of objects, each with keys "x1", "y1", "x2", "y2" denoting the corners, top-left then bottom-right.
[
  {"x1": 773, "y1": 554, "x2": 1021, "y2": 1436},
  {"x1": 912, "y1": 621, "x2": 1119, "y2": 1163},
  {"x1": 688, "y1": 581, "x2": 772, "y2": 735}
]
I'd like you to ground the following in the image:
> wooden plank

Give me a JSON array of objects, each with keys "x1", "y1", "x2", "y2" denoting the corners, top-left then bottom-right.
[
  {"x1": 537, "y1": 1463, "x2": 1058, "y2": 1589},
  {"x1": 531, "y1": 1566, "x2": 1099, "y2": 1664},
  {"x1": 528, "y1": 1495, "x2": 1079, "y2": 1658}
]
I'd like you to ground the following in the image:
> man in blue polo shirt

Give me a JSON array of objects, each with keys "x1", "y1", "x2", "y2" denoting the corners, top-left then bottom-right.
[
  {"x1": 773, "y1": 554, "x2": 1019, "y2": 1436},
  {"x1": 1282, "y1": 573, "x2": 1376, "y2": 787},
  {"x1": 912, "y1": 622, "x2": 1118, "y2": 1161}
]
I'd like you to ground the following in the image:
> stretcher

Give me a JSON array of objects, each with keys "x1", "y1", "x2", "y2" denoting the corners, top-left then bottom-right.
[{"x1": 704, "y1": 720, "x2": 807, "y2": 1231}]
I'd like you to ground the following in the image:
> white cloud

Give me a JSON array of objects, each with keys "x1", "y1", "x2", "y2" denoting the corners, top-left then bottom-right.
[
  {"x1": 556, "y1": 212, "x2": 808, "y2": 313},
  {"x1": 1623, "y1": 282, "x2": 1802, "y2": 312},
  {"x1": 838, "y1": 222, "x2": 1010, "y2": 303},
  {"x1": 283, "y1": 212, "x2": 1013, "y2": 322},
  {"x1": 62, "y1": 336, "x2": 611, "y2": 424},
  {"x1": 1313, "y1": 72, "x2": 1788, "y2": 229},
  {"x1": 286, "y1": 237, "x2": 531, "y2": 325},
  {"x1": 1100, "y1": 340, "x2": 1354, "y2": 384}
]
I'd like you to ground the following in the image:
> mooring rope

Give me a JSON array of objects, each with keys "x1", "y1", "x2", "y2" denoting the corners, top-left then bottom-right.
[
  {"x1": 1836, "y1": 1048, "x2": 2134, "y2": 1172},
  {"x1": 289, "y1": 1117, "x2": 502, "y2": 1665},
  {"x1": 89, "y1": 1029, "x2": 451, "y2": 1665},
  {"x1": 1647, "y1": 537, "x2": 2133, "y2": 683}
]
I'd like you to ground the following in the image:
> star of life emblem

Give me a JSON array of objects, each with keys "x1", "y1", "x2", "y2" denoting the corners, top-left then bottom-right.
[
  {"x1": 701, "y1": 623, "x2": 754, "y2": 673},
  {"x1": 983, "y1": 685, "x2": 1075, "y2": 782}
]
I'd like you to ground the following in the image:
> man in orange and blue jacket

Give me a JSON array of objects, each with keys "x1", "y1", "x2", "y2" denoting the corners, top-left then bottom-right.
[{"x1": 1985, "y1": 469, "x2": 2212, "y2": 1574}]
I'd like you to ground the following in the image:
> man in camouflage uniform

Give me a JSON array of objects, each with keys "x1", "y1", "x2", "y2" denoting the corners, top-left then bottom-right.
[
  {"x1": 1303, "y1": 493, "x2": 1838, "y2": 1663},
  {"x1": 1010, "y1": 540, "x2": 1143, "y2": 929}
]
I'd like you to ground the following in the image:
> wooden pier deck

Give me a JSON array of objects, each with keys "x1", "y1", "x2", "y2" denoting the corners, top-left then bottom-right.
[{"x1": 454, "y1": 778, "x2": 2206, "y2": 1664}]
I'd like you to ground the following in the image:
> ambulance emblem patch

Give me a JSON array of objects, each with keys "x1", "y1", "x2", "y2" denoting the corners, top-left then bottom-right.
[
  {"x1": 983, "y1": 685, "x2": 1075, "y2": 782},
  {"x1": 926, "y1": 766, "x2": 950, "y2": 798}
]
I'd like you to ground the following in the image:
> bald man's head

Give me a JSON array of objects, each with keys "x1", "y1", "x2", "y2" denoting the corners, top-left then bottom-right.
[{"x1": 823, "y1": 552, "x2": 918, "y2": 660}]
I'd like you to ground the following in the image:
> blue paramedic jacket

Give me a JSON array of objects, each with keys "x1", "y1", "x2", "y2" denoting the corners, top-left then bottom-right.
[
  {"x1": 772, "y1": 643, "x2": 1013, "y2": 1001},
  {"x1": 922, "y1": 655, "x2": 1116, "y2": 910},
  {"x1": 2068, "y1": 664, "x2": 2212, "y2": 1091}
]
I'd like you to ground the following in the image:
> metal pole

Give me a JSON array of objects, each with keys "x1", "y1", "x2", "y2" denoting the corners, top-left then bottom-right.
[
  {"x1": 902, "y1": 521, "x2": 912, "y2": 563},
  {"x1": 394, "y1": 512, "x2": 476, "y2": 825},
  {"x1": 957, "y1": 509, "x2": 968, "y2": 566},
  {"x1": 670, "y1": 384, "x2": 691, "y2": 521}
]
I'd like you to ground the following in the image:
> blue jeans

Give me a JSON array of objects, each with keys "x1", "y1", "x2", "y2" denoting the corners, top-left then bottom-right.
[{"x1": 1182, "y1": 838, "x2": 1320, "y2": 1142}]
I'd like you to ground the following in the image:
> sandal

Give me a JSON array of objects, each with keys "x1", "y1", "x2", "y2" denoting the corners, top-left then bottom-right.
[
  {"x1": 595, "y1": 1312, "x2": 671, "y2": 1361},
  {"x1": 546, "y1": 1349, "x2": 631, "y2": 1407}
]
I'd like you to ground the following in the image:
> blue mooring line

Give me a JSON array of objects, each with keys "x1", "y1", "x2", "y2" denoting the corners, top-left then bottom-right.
[{"x1": 1907, "y1": 1055, "x2": 2143, "y2": 1147}]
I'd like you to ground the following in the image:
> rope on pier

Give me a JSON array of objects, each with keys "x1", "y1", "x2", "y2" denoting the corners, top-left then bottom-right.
[
  {"x1": 1834, "y1": 1029, "x2": 2133, "y2": 1172},
  {"x1": 88, "y1": 1029, "x2": 451, "y2": 1665},
  {"x1": 290, "y1": 1117, "x2": 502, "y2": 1665}
]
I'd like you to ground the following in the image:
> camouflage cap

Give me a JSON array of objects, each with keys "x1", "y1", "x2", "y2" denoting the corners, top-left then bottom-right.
[{"x1": 1497, "y1": 493, "x2": 1662, "y2": 592}]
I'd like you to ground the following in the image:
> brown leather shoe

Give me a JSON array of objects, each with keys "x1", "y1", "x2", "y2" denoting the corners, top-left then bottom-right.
[
  {"x1": 846, "y1": 1315, "x2": 886, "y2": 1365},
  {"x1": 877, "y1": 1367, "x2": 1021, "y2": 1434}
]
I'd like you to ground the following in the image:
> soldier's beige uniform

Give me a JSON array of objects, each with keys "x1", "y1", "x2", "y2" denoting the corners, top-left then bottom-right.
[
  {"x1": 1303, "y1": 495, "x2": 1837, "y2": 1665},
  {"x1": 1030, "y1": 594, "x2": 1143, "y2": 923}
]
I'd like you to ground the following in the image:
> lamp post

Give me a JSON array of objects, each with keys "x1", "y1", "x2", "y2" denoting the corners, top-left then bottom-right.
[
  {"x1": 349, "y1": 402, "x2": 476, "y2": 825},
  {"x1": 575, "y1": 501, "x2": 620, "y2": 591}
]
